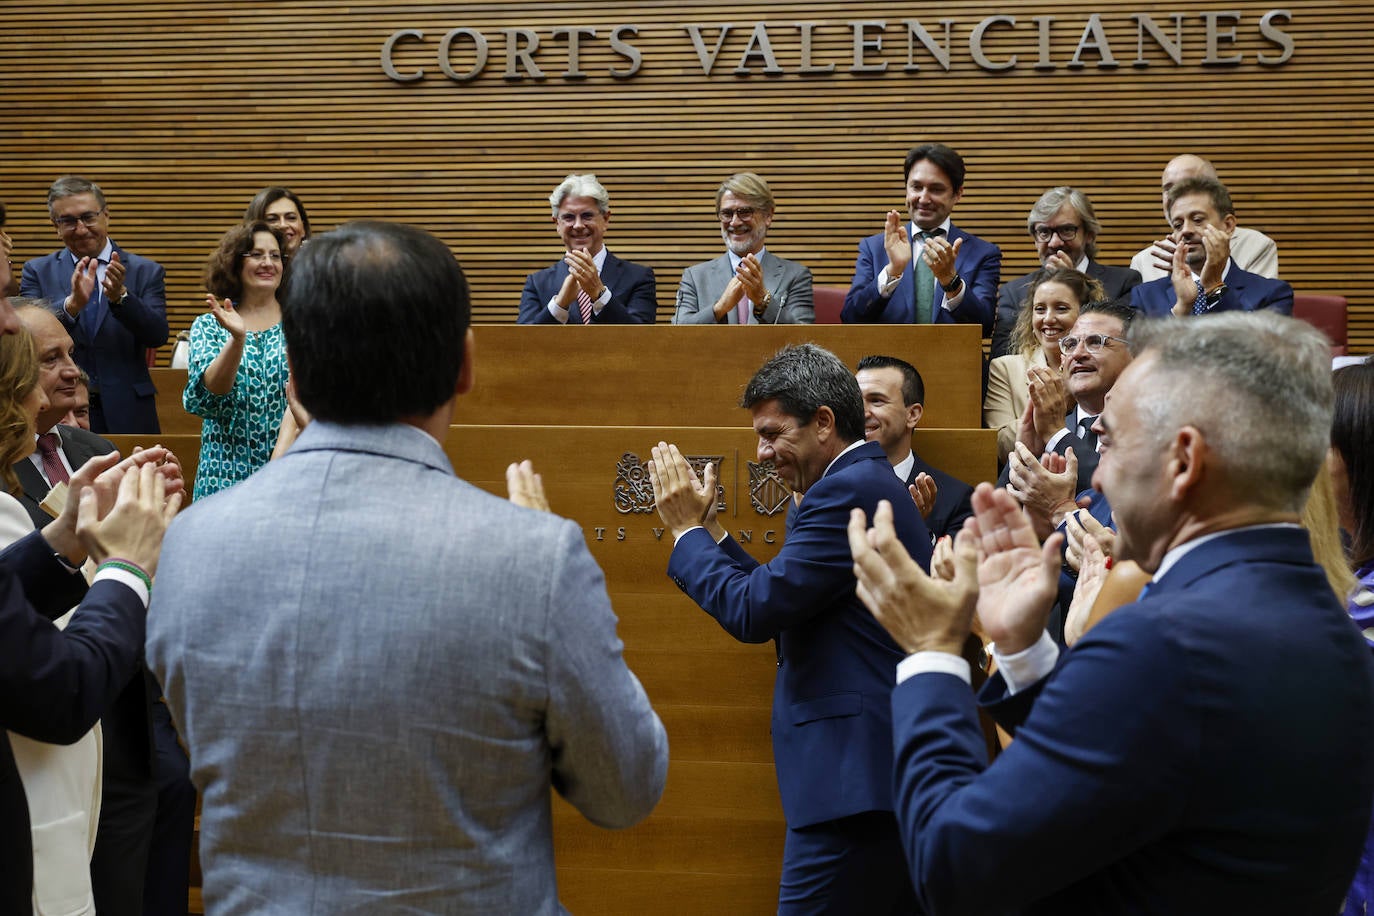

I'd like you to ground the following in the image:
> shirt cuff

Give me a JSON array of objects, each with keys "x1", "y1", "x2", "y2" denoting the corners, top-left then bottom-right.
[
  {"x1": 545, "y1": 298, "x2": 571, "y2": 324},
  {"x1": 992, "y1": 631, "x2": 1058, "y2": 695},
  {"x1": 592, "y1": 285, "x2": 611, "y2": 312},
  {"x1": 877, "y1": 267, "x2": 901, "y2": 296},
  {"x1": 1044, "y1": 428, "x2": 1070, "y2": 455},
  {"x1": 895, "y1": 651, "x2": 971, "y2": 685},
  {"x1": 942, "y1": 281, "x2": 965, "y2": 310},
  {"x1": 92, "y1": 565, "x2": 151, "y2": 609}
]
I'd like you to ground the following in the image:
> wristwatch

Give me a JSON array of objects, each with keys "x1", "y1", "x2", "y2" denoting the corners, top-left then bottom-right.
[
  {"x1": 941, "y1": 274, "x2": 962, "y2": 294},
  {"x1": 1202, "y1": 284, "x2": 1227, "y2": 308},
  {"x1": 753, "y1": 290, "x2": 774, "y2": 319}
]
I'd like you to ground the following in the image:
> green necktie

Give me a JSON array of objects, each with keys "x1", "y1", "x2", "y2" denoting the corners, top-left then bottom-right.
[{"x1": 914, "y1": 228, "x2": 944, "y2": 324}]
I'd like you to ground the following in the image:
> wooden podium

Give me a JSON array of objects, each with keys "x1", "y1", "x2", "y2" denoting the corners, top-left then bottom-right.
[{"x1": 135, "y1": 326, "x2": 993, "y2": 914}]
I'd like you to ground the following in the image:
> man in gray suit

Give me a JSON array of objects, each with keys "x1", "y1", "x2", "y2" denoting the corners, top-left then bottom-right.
[
  {"x1": 673, "y1": 172, "x2": 814, "y2": 324},
  {"x1": 147, "y1": 221, "x2": 668, "y2": 914}
]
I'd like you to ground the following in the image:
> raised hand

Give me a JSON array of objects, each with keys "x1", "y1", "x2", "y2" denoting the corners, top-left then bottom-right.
[
  {"x1": 207, "y1": 293, "x2": 246, "y2": 340},
  {"x1": 909, "y1": 472, "x2": 938, "y2": 520},
  {"x1": 102, "y1": 251, "x2": 127, "y2": 302},
  {"x1": 882, "y1": 210, "x2": 912, "y2": 277},
  {"x1": 648, "y1": 442, "x2": 721, "y2": 541},
  {"x1": 967, "y1": 483, "x2": 1062, "y2": 654},
  {"x1": 848, "y1": 500, "x2": 978, "y2": 656},
  {"x1": 506, "y1": 459, "x2": 552, "y2": 512}
]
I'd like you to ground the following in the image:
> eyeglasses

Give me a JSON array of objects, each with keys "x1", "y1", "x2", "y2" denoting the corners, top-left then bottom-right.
[
  {"x1": 717, "y1": 207, "x2": 758, "y2": 222},
  {"x1": 1033, "y1": 224, "x2": 1081, "y2": 242},
  {"x1": 243, "y1": 250, "x2": 283, "y2": 263},
  {"x1": 52, "y1": 210, "x2": 105, "y2": 231},
  {"x1": 1059, "y1": 333, "x2": 1128, "y2": 353}
]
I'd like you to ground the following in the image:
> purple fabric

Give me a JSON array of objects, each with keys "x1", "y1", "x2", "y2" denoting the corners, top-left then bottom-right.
[{"x1": 1343, "y1": 563, "x2": 1374, "y2": 916}]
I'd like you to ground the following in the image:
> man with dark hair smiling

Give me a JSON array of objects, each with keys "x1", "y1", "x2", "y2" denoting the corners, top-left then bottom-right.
[
  {"x1": 1130, "y1": 176, "x2": 1292, "y2": 319},
  {"x1": 842, "y1": 143, "x2": 1001, "y2": 332},
  {"x1": 149, "y1": 221, "x2": 667, "y2": 912},
  {"x1": 650, "y1": 343, "x2": 929, "y2": 913}
]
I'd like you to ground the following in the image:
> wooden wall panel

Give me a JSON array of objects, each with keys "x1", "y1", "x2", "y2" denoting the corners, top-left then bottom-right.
[{"x1": 1, "y1": 1, "x2": 1370, "y2": 353}]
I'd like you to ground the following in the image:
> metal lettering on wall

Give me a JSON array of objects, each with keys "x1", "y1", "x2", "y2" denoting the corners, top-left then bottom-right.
[{"x1": 381, "y1": 10, "x2": 1294, "y2": 84}]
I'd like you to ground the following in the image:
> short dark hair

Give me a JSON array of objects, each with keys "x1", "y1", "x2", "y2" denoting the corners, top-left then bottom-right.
[
  {"x1": 903, "y1": 143, "x2": 966, "y2": 191},
  {"x1": 856, "y1": 354, "x2": 924, "y2": 407},
  {"x1": 203, "y1": 221, "x2": 289, "y2": 301},
  {"x1": 1165, "y1": 176, "x2": 1234, "y2": 220},
  {"x1": 1080, "y1": 296, "x2": 1137, "y2": 330},
  {"x1": 281, "y1": 221, "x2": 470, "y2": 424},
  {"x1": 1333, "y1": 363, "x2": 1374, "y2": 563},
  {"x1": 740, "y1": 344, "x2": 865, "y2": 443},
  {"x1": 245, "y1": 187, "x2": 312, "y2": 239}
]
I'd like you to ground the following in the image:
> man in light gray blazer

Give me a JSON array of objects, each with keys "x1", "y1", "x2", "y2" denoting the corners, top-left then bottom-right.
[
  {"x1": 673, "y1": 172, "x2": 814, "y2": 324},
  {"x1": 147, "y1": 221, "x2": 668, "y2": 914}
]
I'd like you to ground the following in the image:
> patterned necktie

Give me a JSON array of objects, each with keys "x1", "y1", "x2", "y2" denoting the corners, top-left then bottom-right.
[
  {"x1": 1192, "y1": 278, "x2": 1207, "y2": 316},
  {"x1": 577, "y1": 288, "x2": 594, "y2": 324},
  {"x1": 36, "y1": 432, "x2": 69, "y2": 484},
  {"x1": 914, "y1": 228, "x2": 945, "y2": 324}
]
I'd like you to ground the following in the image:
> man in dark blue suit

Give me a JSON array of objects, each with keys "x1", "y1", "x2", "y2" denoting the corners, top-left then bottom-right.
[
  {"x1": 849, "y1": 311, "x2": 1374, "y2": 914},
  {"x1": 649, "y1": 344, "x2": 930, "y2": 913},
  {"x1": 21, "y1": 176, "x2": 168, "y2": 434},
  {"x1": 517, "y1": 173, "x2": 657, "y2": 324},
  {"x1": 842, "y1": 143, "x2": 1001, "y2": 334},
  {"x1": 1130, "y1": 176, "x2": 1293, "y2": 319},
  {"x1": 855, "y1": 354, "x2": 972, "y2": 545},
  {"x1": 990, "y1": 186, "x2": 1142, "y2": 359}
]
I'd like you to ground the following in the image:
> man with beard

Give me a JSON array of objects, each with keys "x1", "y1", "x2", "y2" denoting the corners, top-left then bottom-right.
[
  {"x1": 1130, "y1": 177, "x2": 1292, "y2": 319},
  {"x1": 518, "y1": 173, "x2": 658, "y2": 324},
  {"x1": 673, "y1": 172, "x2": 813, "y2": 324}
]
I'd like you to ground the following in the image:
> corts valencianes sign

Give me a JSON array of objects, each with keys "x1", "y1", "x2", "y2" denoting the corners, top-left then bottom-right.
[{"x1": 381, "y1": 10, "x2": 1295, "y2": 84}]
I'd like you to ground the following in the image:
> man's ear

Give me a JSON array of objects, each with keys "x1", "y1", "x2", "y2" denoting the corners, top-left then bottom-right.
[
  {"x1": 906, "y1": 402, "x2": 924, "y2": 432},
  {"x1": 813, "y1": 405, "x2": 836, "y2": 441},
  {"x1": 455, "y1": 329, "x2": 475, "y2": 397},
  {"x1": 1167, "y1": 425, "x2": 1206, "y2": 501}
]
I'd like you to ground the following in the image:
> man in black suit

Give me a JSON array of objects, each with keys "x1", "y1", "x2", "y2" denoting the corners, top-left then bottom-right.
[
  {"x1": 991, "y1": 187, "x2": 1141, "y2": 359},
  {"x1": 14, "y1": 302, "x2": 195, "y2": 916},
  {"x1": 855, "y1": 355, "x2": 972, "y2": 545},
  {"x1": 517, "y1": 173, "x2": 657, "y2": 324}
]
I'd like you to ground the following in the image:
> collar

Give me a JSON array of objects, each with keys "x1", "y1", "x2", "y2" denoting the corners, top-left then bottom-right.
[
  {"x1": 67, "y1": 239, "x2": 114, "y2": 264},
  {"x1": 909, "y1": 217, "x2": 953, "y2": 241},
  {"x1": 589, "y1": 246, "x2": 608, "y2": 273},
  {"x1": 821, "y1": 439, "x2": 868, "y2": 479},
  {"x1": 1075, "y1": 254, "x2": 1090, "y2": 271},
  {"x1": 892, "y1": 450, "x2": 916, "y2": 482},
  {"x1": 1151, "y1": 522, "x2": 1301, "y2": 583},
  {"x1": 727, "y1": 246, "x2": 767, "y2": 272}
]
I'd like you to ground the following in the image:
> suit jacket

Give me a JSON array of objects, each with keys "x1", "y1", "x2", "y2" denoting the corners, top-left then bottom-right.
[
  {"x1": 905, "y1": 452, "x2": 973, "y2": 544},
  {"x1": 990, "y1": 261, "x2": 1142, "y2": 360},
  {"x1": 517, "y1": 250, "x2": 657, "y2": 324},
  {"x1": 21, "y1": 244, "x2": 168, "y2": 433},
  {"x1": 890, "y1": 527, "x2": 1374, "y2": 914},
  {"x1": 672, "y1": 251, "x2": 814, "y2": 324},
  {"x1": 1130, "y1": 259, "x2": 1294, "y2": 318},
  {"x1": 14, "y1": 425, "x2": 116, "y2": 528},
  {"x1": 840, "y1": 225, "x2": 1001, "y2": 334},
  {"x1": 1131, "y1": 225, "x2": 1279, "y2": 282},
  {"x1": 0, "y1": 529, "x2": 140, "y2": 914},
  {"x1": 668, "y1": 441, "x2": 931, "y2": 828},
  {"x1": 147, "y1": 421, "x2": 666, "y2": 914}
]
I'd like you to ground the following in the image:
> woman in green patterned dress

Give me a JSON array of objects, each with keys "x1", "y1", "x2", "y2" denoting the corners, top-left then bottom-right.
[{"x1": 184, "y1": 221, "x2": 290, "y2": 500}]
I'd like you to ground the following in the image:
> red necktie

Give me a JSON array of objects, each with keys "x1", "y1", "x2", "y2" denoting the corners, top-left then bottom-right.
[
  {"x1": 37, "y1": 432, "x2": 69, "y2": 484},
  {"x1": 578, "y1": 289, "x2": 594, "y2": 324}
]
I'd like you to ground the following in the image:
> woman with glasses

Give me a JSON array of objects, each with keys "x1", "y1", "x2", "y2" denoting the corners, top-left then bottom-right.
[
  {"x1": 984, "y1": 267, "x2": 1104, "y2": 465},
  {"x1": 183, "y1": 221, "x2": 290, "y2": 499},
  {"x1": 244, "y1": 187, "x2": 311, "y2": 258}
]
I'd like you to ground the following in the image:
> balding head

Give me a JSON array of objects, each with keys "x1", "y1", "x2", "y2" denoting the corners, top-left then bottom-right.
[
  {"x1": 17, "y1": 304, "x2": 80, "y2": 431},
  {"x1": 1160, "y1": 155, "x2": 1218, "y2": 216}
]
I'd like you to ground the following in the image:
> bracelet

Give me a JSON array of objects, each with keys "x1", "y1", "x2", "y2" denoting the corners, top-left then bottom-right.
[{"x1": 99, "y1": 557, "x2": 152, "y2": 591}]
